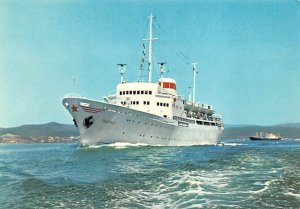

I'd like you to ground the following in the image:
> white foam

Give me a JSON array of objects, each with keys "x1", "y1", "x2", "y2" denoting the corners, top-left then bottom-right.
[
  {"x1": 218, "y1": 142, "x2": 245, "y2": 146},
  {"x1": 85, "y1": 142, "x2": 157, "y2": 149},
  {"x1": 250, "y1": 179, "x2": 278, "y2": 194},
  {"x1": 284, "y1": 191, "x2": 300, "y2": 199},
  {"x1": 107, "y1": 142, "x2": 150, "y2": 149}
]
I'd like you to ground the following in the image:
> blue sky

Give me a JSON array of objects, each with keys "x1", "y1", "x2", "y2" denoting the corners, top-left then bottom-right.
[{"x1": 1, "y1": 0, "x2": 299, "y2": 127}]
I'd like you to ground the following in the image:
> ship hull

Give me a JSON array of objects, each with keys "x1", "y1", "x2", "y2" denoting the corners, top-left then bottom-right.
[{"x1": 63, "y1": 97, "x2": 223, "y2": 146}]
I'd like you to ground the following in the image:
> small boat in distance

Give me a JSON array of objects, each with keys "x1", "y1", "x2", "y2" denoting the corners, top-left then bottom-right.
[{"x1": 249, "y1": 132, "x2": 282, "y2": 141}]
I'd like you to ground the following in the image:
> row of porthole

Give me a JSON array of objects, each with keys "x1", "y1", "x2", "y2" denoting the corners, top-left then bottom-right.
[
  {"x1": 121, "y1": 132, "x2": 175, "y2": 141},
  {"x1": 107, "y1": 107, "x2": 172, "y2": 129},
  {"x1": 126, "y1": 119, "x2": 172, "y2": 130},
  {"x1": 109, "y1": 108, "x2": 159, "y2": 122}
]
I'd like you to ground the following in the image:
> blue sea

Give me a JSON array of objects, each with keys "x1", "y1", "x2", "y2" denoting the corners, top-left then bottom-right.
[{"x1": 0, "y1": 139, "x2": 299, "y2": 209}]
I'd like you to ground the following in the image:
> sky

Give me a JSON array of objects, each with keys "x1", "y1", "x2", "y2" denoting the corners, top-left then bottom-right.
[{"x1": 0, "y1": 0, "x2": 300, "y2": 127}]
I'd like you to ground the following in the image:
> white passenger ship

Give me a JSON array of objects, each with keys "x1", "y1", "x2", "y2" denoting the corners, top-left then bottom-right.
[{"x1": 62, "y1": 15, "x2": 224, "y2": 146}]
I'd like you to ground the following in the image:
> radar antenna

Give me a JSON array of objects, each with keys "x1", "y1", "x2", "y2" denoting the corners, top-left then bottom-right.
[
  {"x1": 188, "y1": 86, "x2": 192, "y2": 102},
  {"x1": 117, "y1": 64, "x2": 127, "y2": 84},
  {"x1": 192, "y1": 62, "x2": 198, "y2": 105},
  {"x1": 158, "y1": 62, "x2": 167, "y2": 78}
]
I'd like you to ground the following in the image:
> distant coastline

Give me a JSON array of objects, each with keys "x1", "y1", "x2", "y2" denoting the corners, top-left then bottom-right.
[
  {"x1": 0, "y1": 122, "x2": 79, "y2": 144},
  {"x1": 1, "y1": 122, "x2": 300, "y2": 144}
]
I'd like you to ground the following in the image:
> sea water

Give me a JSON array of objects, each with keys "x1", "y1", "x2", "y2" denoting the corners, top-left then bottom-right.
[{"x1": 0, "y1": 139, "x2": 299, "y2": 208}]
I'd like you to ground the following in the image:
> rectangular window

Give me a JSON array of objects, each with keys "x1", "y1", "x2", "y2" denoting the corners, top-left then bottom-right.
[
  {"x1": 147, "y1": 101, "x2": 150, "y2": 105},
  {"x1": 144, "y1": 101, "x2": 146, "y2": 105},
  {"x1": 133, "y1": 91, "x2": 136, "y2": 95},
  {"x1": 157, "y1": 102, "x2": 159, "y2": 106},
  {"x1": 136, "y1": 101, "x2": 139, "y2": 105},
  {"x1": 167, "y1": 103, "x2": 169, "y2": 107},
  {"x1": 149, "y1": 91, "x2": 152, "y2": 95},
  {"x1": 145, "y1": 91, "x2": 148, "y2": 94},
  {"x1": 133, "y1": 101, "x2": 136, "y2": 105},
  {"x1": 120, "y1": 91, "x2": 122, "y2": 95},
  {"x1": 141, "y1": 91, "x2": 144, "y2": 94},
  {"x1": 126, "y1": 91, "x2": 129, "y2": 94},
  {"x1": 137, "y1": 91, "x2": 140, "y2": 94},
  {"x1": 130, "y1": 91, "x2": 132, "y2": 94}
]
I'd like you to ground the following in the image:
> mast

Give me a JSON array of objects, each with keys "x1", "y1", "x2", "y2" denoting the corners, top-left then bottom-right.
[
  {"x1": 148, "y1": 14, "x2": 153, "y2": 83},
  {"x1": 143, "y1": 14, "x2": 157, "y2": 83},
  {"x1": 192, "y1": 62, "x2": 198, "y2": 104}
]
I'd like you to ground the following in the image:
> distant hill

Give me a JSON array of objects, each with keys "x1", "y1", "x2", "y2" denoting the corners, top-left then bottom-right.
[
  {"x1": 223, "y1": 123, "x2": 300, "y2": 139},
  {"x1": 0, "y1": 122, "x2": 79, "y2": 138},
  {"x1": 0, "y1": 122, "x2": 299, "y2": 143}
]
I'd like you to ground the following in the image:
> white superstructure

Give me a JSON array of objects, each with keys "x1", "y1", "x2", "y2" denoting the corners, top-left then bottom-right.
[{"x1": 62, "y1": 14, "x2": 224, "y2": 146}]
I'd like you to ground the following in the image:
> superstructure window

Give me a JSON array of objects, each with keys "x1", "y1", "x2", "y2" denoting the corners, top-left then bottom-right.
[
  {"x1": 137, "y1": 91, "x2": 140, "y2": 94},
  {"x1": 136, "y1": 101, "x2": 139, "y2": 105},
  {"x1": 145, "y1": 91, "x2": 148, "y2": 94},
  {"x1": 141, "y1": 90, "x2": 144, "y2": 94},
  {"x1": 126, "y1": 91, "x2": 129, "y2": 94},
  {"x1": 149, "y1": 91, "x2": 152, "y2": 95},
  {"x1": 157, "y1": 102, "x2": 169, "y2": 107},
  {"x1": 120, "y1": 91, "x2": 122, "y2": 95},
  {"x1": 133, "y1": 91, "x2": 136, "y2": 95},
  {"x1": 147, "y1": 101, "x2": 150, "y2": 105},
  {"x1": 130, "y1": 91, "x2": 132, "y2": 94}
]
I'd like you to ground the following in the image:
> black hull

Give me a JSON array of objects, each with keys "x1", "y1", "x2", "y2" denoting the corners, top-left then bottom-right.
[{"x1": 249, "y1": 136, "x2": 282, "y2": 141}]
